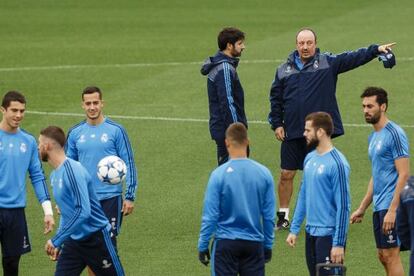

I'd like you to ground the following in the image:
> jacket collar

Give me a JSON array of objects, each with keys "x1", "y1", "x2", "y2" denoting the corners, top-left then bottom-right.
[{"x1": 287, "y1": 48, "x2": 320, "y2": 68}]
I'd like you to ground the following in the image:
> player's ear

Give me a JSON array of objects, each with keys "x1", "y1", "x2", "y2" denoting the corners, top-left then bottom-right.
[
  {"x1": 225, "y1": 138, "x2": 230, "y2": 149},
  {"x1": 226, "y1": 42, "x2": 233, "y2": 51},
  {"x1": 316, "y1": 128, "x2": 324, "y2": 138}
]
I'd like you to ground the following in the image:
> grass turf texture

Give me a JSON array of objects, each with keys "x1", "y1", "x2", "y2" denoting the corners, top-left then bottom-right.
[{"x1": 0, "y1": 0, "x2": 413, "y2": 275}]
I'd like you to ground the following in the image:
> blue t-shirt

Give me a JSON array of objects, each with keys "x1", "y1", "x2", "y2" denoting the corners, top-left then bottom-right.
[
  {"x1": 0, "y1": 128, "x2": 49, "y2": 208},
  {"x1": 368, "y1": 121, "x2": 409, "y2": 211},
  {"x1": 198, "y1": 158, "x2": 276, "y2": 251},
  {"x1": 66, "y1": 118, "x2": 137, "y2": 201},
  {"x1": 290, "y1": 148, "x2": 350, "y2": 247},
  {"x1": 50, "y1": 158, "x2": 110, "y2": 248}
]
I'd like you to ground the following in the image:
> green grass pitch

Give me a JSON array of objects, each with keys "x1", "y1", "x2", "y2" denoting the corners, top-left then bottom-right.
[{"x1": 0, "y1": 0, "x2": 413, "y2": 275}]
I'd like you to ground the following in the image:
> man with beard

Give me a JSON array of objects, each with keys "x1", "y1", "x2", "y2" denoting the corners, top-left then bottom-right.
[
  {"x1": 39, "y1": 126, "x2": 124, "y2": 275},
  {"x1": 350, "y1": 87, "x2": 409, "y2": 276},
  {"x1": 66, "y1": 86, "x2": 137, "y2": 275},
  {"x1": 286, "y1": 112, "x2": 350, "y2": 276},
  {"x1": 268, "y1": 27, "x2": 396, "y2": 230},
  {"x1": 201, "y1": 27, "x2": 248, "y2": 166}
]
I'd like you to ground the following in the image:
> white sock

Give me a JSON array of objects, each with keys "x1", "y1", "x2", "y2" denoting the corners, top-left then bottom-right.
[{"x1": 279, "y1": 208, "x2": 289, "y2": 220}]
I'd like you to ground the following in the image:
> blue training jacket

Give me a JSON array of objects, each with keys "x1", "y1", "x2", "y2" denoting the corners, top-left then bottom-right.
[
  {"x1": 201, "y1": 51, "x2": 248, "y2": 141},
  {"x1": 0, "y1": 128, "x2": 50, "y2": 208},
  {"x1": 198, "y1": 158, "x2": 276, "y2": 251},
  {"x1": 397, "y1": 176, "x2": 414, "y2": 276},
  {"x1": 268, "y1": 45, "x2": 381, "y2": 140},
  {"x1": 290, "y1": 148, "x2": 350, "y2": 247},
  {"x1": 66, "y1": 118, "x2": 138, "y2": 201},
  {"x1": 50, "y1": 158, "x2": 110, "y2": 248}
]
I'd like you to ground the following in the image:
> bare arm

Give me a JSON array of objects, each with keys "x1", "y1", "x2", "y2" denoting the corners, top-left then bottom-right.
[
  {"x1": 382, "y1": 157, "x2": 410, "y2": 233},
  {"x1": 350, "y1": 177, "x2": 373, "y2": 224}
]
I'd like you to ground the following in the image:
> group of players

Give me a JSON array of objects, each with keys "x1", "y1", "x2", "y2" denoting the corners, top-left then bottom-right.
[
  {"x1": 198, "y1": 27, "x2": 412, "y2": 276},
  {"x1": 0, "y1": 87, "x2": 137, "y2": 275}
]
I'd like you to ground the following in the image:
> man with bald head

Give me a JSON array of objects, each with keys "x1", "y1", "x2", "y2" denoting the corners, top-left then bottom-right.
[{"x1": 268, "y1": 27, "x2": 395, "y2": 230}]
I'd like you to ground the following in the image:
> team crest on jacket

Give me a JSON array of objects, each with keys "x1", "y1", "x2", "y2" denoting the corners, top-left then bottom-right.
[
  {"x1": 20, "y1": 143, "x2": 27, "y2": 153},
  {"x1": 317, "y1": 164, "x2": 325, "y2": 174},
  {"x1": 79, "y1": 135, "x2": 86, "y2": 143},
  {"x1": 375, "y1": 140, "x2": 382, "y2": 151},
  {"x1": 101, "y1": 133, "x2": 109, "y2": 143},
  {"x1": 285, "y1": 65, "x2": 292, "y2": 73},
  {"x1": 313, "y1": 60, "x2": 319, "y2": 69}
]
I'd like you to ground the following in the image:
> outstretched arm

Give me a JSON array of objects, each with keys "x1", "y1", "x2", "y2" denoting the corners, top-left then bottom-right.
[{"x1": 333, "y1": 42, "x2": 396, "y2": 74}]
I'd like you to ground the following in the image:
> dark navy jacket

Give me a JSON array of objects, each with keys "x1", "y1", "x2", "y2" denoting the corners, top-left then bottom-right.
[
  {"x1": 397, "y1": 176, "x2": 414, "y2": 276},
  {"x1": 268, "y1": 45, "x2": 380, "y2": 140},
  {"x1": 201, "y1": 51, "x2": 247, "y2": 141}
]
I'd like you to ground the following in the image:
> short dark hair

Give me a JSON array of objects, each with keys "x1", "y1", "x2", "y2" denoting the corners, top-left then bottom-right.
[
  {"x1": 225, "y1": 122, "x2": 248, "y2": 145},
  {"x1": 82, "y1": 86, "x2": 102, "y2": 100},
  {"x1": 217, "y1": 27, "x2": 245, "y2": 51},
  {"x1": 305, "y1": 112, "x2": 334, "y2": 137},
  {"x1": 40, "y1": 126, "x2": 66, "y2": 148},
  {"x1": 360, "y1": 86, "x2": 388, "y2": 111},
  {"x1": 296, "y1": 27, "x2": 317, "y2": 43},
  {"x1": 2, "y1": 91, "x2": 26, "y2": 109}
]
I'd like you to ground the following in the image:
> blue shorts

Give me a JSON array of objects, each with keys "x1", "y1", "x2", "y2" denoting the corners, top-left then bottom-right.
[
  {"x1": 55, "y1": 228, "x2": 124, "y2": 276},
  {"x1": 373, "y1": 210, "x2": 400, "y2": 249},
  {"x1": 0, "y1": 208, "x2": 31, "y2": 257},
  {"x1": 100, "y1": 195, "x2": 123, "y2": 239},
  {"x1": 281, "y1": 138, "x2": 314, "y2": 170},
  {"x1": 211, "y1": 239, "x2": 264, "y2": 276},
  {"x1": 305, "y1": 233, "x2": 345, "y2": 276}
]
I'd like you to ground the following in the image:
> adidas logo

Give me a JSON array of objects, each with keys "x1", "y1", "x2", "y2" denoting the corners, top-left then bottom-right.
[{"x1": 226, "y1": 167, "x2": 234, "y2": 173}]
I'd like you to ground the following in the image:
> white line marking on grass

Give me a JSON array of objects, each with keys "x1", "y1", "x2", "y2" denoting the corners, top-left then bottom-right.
[
  {"x1": 26, "y1": 110, "x2": 414, "y2": 128},
  {"x1": 1, "y1": 57, "x2": 413, "y2": 72}
]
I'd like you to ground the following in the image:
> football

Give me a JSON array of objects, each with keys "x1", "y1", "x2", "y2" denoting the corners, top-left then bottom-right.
[{"x1": 97, "y1": 155, "x2": 127, "y2": 185}]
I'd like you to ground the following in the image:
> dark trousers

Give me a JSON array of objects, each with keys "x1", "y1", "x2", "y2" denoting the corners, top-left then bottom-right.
[
  {"x1": 305, "y1": 233, "x2": 344, "y2": 276},
  {"x1": 55, "y1": 228, "x2": 124, "y2": 276},
  {"x1": 212, "y1": 239, "x2": 264, "y2": 276}
]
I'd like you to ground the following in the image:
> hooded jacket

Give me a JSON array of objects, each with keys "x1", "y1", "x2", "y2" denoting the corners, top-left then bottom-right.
[
  {"x1": 201, "y1": 51, "x2": 247, "y2": 141},
  {"x1": 268, "y1": 45, "x2": 380, "y2": 140}
]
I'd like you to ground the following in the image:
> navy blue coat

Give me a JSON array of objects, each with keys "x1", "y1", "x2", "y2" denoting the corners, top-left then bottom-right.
[
  {"x1": 397, "y1": 176, "x2": 414, "y2": 276},
  {"x1": 201, "y1": 51, "x2": 247, "y2": 141},
  {"x1": 268, "y1": 45, "x2": 380, "y2": 140}
]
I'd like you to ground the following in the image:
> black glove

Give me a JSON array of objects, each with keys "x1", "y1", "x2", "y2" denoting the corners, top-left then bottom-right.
[
  {"x1": 264, "y1": 248, "x2": 272, "y2": 263},
  {"x1": 199, "y1": 250, "x2": 210, "y2": 266}
]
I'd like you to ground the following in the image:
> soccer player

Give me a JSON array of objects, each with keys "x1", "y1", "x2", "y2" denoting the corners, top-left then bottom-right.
[
  {"x1": 201, "y1": 27, "x2": 248, "y2": 166},
  {"x1": 198, "y1": 123, "x2": 276, "y2": 276},
  {"x1": 286, "y1": 112, "x2": 350, "y2": 276},
  {"x1": 0, "y1": 91, "x2": 54, "y2": 276},
  {"x1": 39, "y1": 126, "x2": 124, "y2": 275},
  {"x1": 396, "y1": 176, "x2": 414, "y2": 275},
  {"x1": 66, "y1": 86, "x2": 137, "y2": 247},
  {"x1": 350, "y1": 87, "x2": 409, "y2": 276},
  {"x1": 268, "y1": 27, "x2": 396, "y2": 229}
]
